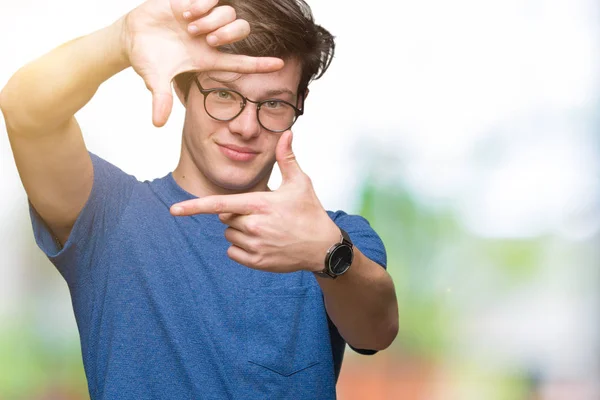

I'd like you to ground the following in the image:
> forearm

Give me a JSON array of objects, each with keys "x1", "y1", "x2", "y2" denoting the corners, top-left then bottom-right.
[
  {"x1": 317, "y1": 248, "x2": 399, "y2": 350},
  {"x1": 0, "y1": 16, "x2": 129, "y2": 134}
]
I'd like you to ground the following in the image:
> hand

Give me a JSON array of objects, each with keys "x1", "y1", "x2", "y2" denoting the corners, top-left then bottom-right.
[
  {"x1": 170, "y1": 131, "x2": 341, "y2": 273},
  {"x1": 122, "y1": 0, "x2": 284, "y2": 127}
]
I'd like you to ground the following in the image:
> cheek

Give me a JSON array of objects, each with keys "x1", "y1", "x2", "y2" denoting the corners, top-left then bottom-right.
[
  {"x1": 186, "y1": 94, "x2": 215, "y2": 129},
  {"x1": 184, "y1": 108, "x2": 217, "y2": 141},
  {"x1": 266, "y1": 134, "x2": 283, "y2": 154}
]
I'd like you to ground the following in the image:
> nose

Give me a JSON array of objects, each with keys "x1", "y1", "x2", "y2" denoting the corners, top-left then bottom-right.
[{"x1": 227, "y1": 102, "x2": 262, "y2": 140}]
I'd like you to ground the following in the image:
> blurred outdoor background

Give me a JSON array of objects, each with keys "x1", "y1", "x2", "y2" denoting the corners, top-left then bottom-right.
[{"x1": 1, "y1": 0, "x2": 599, "y2": 399}]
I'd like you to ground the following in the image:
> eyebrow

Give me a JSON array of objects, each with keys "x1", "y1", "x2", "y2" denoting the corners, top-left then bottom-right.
[{"x1": 203, "y1": 76, "x2": 296, "y2": 99}]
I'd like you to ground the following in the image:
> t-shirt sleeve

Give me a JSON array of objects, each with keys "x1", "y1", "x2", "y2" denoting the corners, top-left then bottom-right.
[
  {"x1": 327, "y1": 210, "x2": 388, "y2": 356},
  {"x1": 328, "y1": 210, "x2": 387, "y2": 269},
  {"x1": 29, "y1": 152, "x2": 137, "y2": 287}
]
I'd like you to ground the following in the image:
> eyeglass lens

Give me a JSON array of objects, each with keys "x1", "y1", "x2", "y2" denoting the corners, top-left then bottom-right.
[{"x1": 204, "y1": 90, "x2": 296, "y2": 132}]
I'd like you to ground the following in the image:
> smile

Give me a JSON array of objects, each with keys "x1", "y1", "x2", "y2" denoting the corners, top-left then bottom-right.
[{"x1": 217, "y1": 143, "x2": 259, "y2": 162}]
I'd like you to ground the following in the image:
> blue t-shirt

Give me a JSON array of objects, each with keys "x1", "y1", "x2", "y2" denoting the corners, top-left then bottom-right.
[{"x1": 29, "y1": 153, "x2": 387, "y2": 399}]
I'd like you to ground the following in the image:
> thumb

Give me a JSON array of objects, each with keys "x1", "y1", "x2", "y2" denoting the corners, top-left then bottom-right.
[
  {"x1": 276, "y1": 130, "x2": 303, "y2": 182},
  {"x1": 145, "y1": 73, "x2": 174, "y2": 128}
]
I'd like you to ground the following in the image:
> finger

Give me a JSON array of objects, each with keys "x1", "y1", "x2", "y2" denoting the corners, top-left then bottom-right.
[
  {"x1": 205, "y1": 18, "x2": 250, "y2": 46},
  {"x1": 223, "y1": 227, "x2": 254, "y2": 252},
  {"x1": 218, "y1": 213, "x2": 248, "y2": 231},
  {"x1": 218, "y1": 212, "x2": 235, "y2": 224},
  {"x1": 152, "y1": 93, "x2": 173, "y2": 127},
  {"x1": 144, "y1": 73, "x2": 174, "y2": 128},
  {"x1": 227, "y1": 245, "x2": 256, "y2": 268},
  {"x1": 276, "y1": 130, "x2": 304, "y2": 182},
  {"x1": 219, "y1": 213, "x2": 248, "y2": 233},
  {"x1": 210, "y1": 53, "x2": 284, "y2": 74},
  {"x1": 170, "y1": 193, "x2": 263, "y2": 216},
  {"x1": 187, "y1": 6, "x2": 236, "y2": 36},
  {"x1": 220, "y1": 213, "x2": 255, "y2": 233},
  {"x1": 182, "y1": 0, "x2": 219, "y2": 20}
]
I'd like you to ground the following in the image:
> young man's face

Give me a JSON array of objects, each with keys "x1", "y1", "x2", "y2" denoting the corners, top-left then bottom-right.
[{"x1": 180, "y1": 59, "x2": 302, "y2": 193}]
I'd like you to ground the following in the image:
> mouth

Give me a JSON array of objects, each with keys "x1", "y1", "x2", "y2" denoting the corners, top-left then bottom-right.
[{"x1": 217, "y1": 143, "x2": 260, "y2": 162}]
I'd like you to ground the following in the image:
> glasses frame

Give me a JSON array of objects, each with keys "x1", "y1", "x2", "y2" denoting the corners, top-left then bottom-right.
[{"x1": 194, "y1": 78, "x2": 304, "y2": 133}]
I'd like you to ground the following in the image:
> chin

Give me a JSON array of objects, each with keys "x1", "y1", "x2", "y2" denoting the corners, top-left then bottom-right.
[
  {"x1": 206, "y1": 156, "x2": 274, "y2": 193},
  {"x1": 209, "y1": 172, "x2": 265, "y2": 193}
]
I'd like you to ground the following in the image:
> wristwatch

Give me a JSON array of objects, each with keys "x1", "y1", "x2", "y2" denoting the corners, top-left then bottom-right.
[{"x1": 315, "y1": 228, "x2": 354, "y2": 279}]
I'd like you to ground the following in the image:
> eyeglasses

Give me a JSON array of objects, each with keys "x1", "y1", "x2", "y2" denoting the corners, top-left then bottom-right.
[{"x1": 194, "y1": 79, "x2": 303, "y2": 133}]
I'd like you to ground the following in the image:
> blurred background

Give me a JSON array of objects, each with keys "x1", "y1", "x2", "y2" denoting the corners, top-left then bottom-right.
[{"x1": 1, "y1": 0, "x2": 599, "y2": 399}]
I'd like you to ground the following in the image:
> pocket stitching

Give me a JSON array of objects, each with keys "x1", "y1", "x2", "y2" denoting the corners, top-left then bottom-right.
[{"x1": 248, "y1": 360, "x2": 320, "y2": 377}]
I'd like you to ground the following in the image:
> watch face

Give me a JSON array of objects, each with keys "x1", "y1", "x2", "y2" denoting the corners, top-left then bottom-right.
[{"x1": 329, "y1": 244, "x2": 353, "y2": 275}]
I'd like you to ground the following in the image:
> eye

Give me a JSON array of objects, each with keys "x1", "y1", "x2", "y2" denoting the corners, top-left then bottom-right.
[
  {"x1": 217, "y1": 90, "x2": 233, "y2": 99},
  {"x1": 264, "y1": 100, "x2": 282, "y2": 109}
]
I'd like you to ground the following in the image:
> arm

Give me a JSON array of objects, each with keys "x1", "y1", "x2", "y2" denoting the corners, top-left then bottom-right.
[
  {"x1": 0, "y1": 0, "x2": 283, "y2": 245},
  {"x1": 0, "y1": 18, "x2": 128, "y2": 245},
  {"x1": 168, "y1": 130, "x2": 399, "y2": 350},
  {"x1": 315, "y1": 236, "x2": 399, "y2": 351}
]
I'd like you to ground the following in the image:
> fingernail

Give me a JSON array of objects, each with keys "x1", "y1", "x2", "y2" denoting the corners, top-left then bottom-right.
[
  {"x1": 188, "y1": 24, "x2": 199, "y2": 34},
  {"x1": 183, "y1": 11, "x2": 192, "y2": 20},
  {"x1": 171, "y1": 206, "x2": 184, "y2": 216},
  {"x1": 206, "y1": 35, "x2": 218, "y2": 46}
]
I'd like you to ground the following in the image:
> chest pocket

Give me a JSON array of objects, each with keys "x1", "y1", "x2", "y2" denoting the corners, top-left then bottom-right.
[{"x1": 244, "y1": 285, "x2": 328, "y2": 376}]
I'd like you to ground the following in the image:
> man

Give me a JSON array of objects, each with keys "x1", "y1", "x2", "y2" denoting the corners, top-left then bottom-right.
[{"x1": 1, "y1": 0, "x2": 399, "y2": 398}]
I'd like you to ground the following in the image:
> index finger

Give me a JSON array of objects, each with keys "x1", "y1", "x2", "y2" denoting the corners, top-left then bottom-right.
[
  {"x1": 211, "y1": 53, "x2": 284, "y2": 74},
  {"x1": 170, "y1": 193, "x2": 262, "y2": 216}
]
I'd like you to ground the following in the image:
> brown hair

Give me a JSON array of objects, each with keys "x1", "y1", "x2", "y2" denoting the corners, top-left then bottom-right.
[{"x1": 174, "y1": 0, "x2": 335, "y2": 101}]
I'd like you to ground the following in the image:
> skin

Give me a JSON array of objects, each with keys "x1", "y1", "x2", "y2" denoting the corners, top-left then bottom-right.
[
  {"x1": 170, "y1": 62, "x2": 398, "y2": 351},
  {"x1": 171, "y1": 125, "x2": 399, "y2": 350},
  {"x1": 172, "y1": 62, "x2": 304, "y2": 196},
  {"x1": 0, "y1": 0, "x2": 282, "y2": 245},
  {"x1": 1, "y1": 0, "x2": 398, "y2": 352},
  {"x1": 124, "y1": 0, "x2": 285, "y2": 126}
]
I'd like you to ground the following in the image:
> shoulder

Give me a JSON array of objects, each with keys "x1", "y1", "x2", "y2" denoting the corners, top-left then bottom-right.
[
  {"x1": 327, "y1": 210, "x2": 373, "y2": 230},
  {"x1": 89, "y1": 152, "x2": 139, "y2": 185}
]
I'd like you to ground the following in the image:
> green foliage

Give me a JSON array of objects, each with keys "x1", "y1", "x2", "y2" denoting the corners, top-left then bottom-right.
[
  {"x1": 358, "y1": 179, "x2": 457, "y2": 358},
  {"x1": 0, "y1": 320, "x2": 88, "y2": 400},
  {"x1": 478, "y1": 239, "x2": 544, "y2": 281},
  {"x1": 357, "y1": 176, "x2": 545, "y2": 360}
]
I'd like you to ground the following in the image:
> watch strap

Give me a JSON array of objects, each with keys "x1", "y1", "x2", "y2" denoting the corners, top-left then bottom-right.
[{"x1": 315, "y1": 228, "x2": 353, "y2": 279}]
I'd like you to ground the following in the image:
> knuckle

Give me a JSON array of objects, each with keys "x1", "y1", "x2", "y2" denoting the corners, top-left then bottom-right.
[
  {"x1": 250, "y1": 239, "x2": 264, "y2": 254},
  {"x1": 301, "y1": 173, "x2": 313, "y2": 187},
  {"x1": 192, "y1": 0, "x2": 217, "y2": 15},
  {"x1": 221, "y1": 5, "x2": 236, "y2": 20},
  {"x1": 252, "y1": 196, "x2": 270, "y2": 213},
  {"x1": 222, "y1": 20, "x2": 249, "y2": 40},
  {"x1": 213, "y1": 199, "x2": 226, "y2": 213},
  {"x1": 245, "y1": 220, "x2": 262, "y2": 236},
  {"x1": 249, "y1": 203, "x2": 262, "y2": 214},
  {"x1": 251, "y1": 254, "x2": 265, "y2": 269}
]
